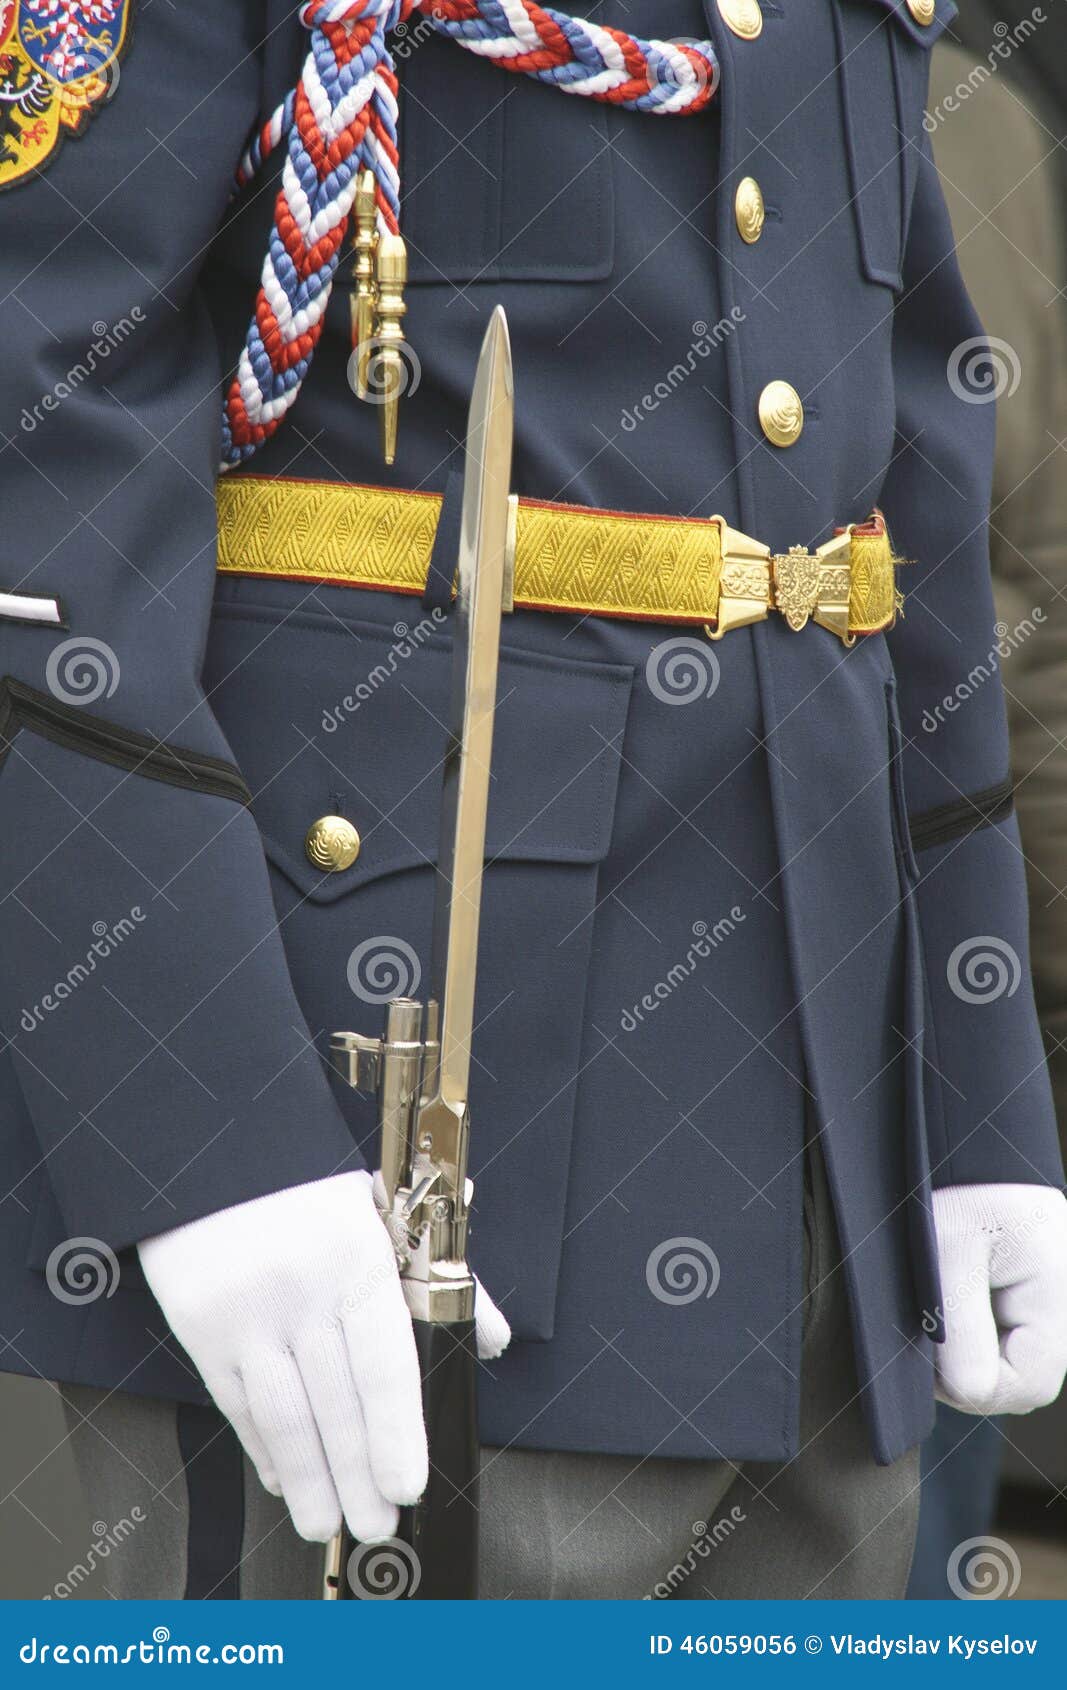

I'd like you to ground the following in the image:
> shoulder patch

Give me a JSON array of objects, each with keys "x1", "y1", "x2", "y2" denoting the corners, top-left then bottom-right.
[{"x1": 0, "y1": 0, "x2": 134, "y2": 192}]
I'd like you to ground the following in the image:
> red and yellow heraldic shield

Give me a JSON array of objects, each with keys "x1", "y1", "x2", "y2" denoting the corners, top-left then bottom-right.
[{"x1": 0, "y1": 1, "x2": 134, "y2": 191}]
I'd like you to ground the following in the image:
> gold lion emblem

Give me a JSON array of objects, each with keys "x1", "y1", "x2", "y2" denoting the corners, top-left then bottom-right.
[{"x1": 773, "y1": 547, "x2": 821, "y2": 633}]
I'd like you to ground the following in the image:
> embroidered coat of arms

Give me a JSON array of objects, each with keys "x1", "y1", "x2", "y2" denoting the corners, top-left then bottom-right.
[{"x1": 0, "y1": 1, "x2": 134, "y2": 191}]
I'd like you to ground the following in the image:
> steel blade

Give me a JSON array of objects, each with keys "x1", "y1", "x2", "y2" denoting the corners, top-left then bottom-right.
[{"x1": 421, "y1": 307, "x2": 513, "y2": 1185}]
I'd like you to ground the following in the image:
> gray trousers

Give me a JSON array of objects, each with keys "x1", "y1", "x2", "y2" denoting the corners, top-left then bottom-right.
[{"x1": 59, "y1": 1149, "x2": 919, "y2": 1600}]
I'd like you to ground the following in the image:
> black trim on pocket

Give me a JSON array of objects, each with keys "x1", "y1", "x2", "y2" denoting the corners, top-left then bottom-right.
[
  {"x1": 908, "y1": 776, "x2": 1014, "y2": 855},
  {"x1": 0, "y1": 676, "x2": 251, "y2": 804}
]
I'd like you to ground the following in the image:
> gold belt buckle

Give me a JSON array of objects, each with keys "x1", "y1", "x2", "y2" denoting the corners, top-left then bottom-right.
[{"x1": 706, "y1": 520, "x2": 856, "y2": 647}]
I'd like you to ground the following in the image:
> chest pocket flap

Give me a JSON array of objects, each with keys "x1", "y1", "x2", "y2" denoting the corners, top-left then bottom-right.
[
  {"x1": 835, "y1": 0, "x2": 958, "y2": 289},
  {"x1": 398, "y1": 36, "x2": 614, "y2": 285}
]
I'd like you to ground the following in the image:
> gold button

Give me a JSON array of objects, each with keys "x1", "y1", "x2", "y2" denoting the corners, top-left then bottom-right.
[
  {"x1": 906, "y1": 0, "x2": 935, "y2": 23},
  {"x1": 305, "y1": 815, "x2": 361, "y2": 872},
  {"x1": 735, "y1": 177, "x2": 765, "y2": 244},
  {"x1": 758, "y1": 381, "x2": 804, "y2": 448},
  {"x1": 717, "y1": 0, "x2": 763, "y2": 40}
]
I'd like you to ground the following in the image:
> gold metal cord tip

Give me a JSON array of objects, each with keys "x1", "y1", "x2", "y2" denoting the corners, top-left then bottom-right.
[
  {"x1": 373, "y1": 231, "x2": 408, "y2": 466},
  {"x1": 349, "y1": 168, "x2": 379, "y2": 401}
]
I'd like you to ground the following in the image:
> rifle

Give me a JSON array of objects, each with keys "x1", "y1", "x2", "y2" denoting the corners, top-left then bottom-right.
[{"x1": 324, "y1": 306, "x2": 514, "y2": 1599}]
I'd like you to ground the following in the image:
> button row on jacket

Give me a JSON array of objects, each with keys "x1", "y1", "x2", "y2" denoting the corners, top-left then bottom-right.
[
  {"x1": 719, "y1": 12, "x2": 804, "y2": 446},
  {"x1": 735, "y1": 176, "x2": 765, "y2": 243},
  {"x1": 306, "y1": 816, "x2": 361, "y2": 872},
  {"x1": 718, "y1": 0, "x2": 763, "y2": 40},
  {"x1": 758, "y1": 381, "x2": 804, "y2": 447}
]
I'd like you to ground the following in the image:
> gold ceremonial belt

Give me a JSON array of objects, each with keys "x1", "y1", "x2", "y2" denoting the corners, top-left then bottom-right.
[{"x1": 216, "y1": 477, "x2": 903, "y2": 646}]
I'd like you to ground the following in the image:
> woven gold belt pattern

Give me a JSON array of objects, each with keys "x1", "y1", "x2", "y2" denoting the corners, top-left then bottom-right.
[{"x1": 216, "y1": 476, "x2": 901, "y2": 641}]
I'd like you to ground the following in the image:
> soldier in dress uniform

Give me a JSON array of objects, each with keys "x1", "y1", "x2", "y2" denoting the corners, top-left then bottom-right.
[{"x1": 1, "y1": 0, "x2": 1066, "y2": 1600}]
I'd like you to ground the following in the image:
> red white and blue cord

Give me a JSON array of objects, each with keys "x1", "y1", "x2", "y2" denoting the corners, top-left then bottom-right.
[{"x1": 220, "y1": 1, "x2": 718, "y2": 468}]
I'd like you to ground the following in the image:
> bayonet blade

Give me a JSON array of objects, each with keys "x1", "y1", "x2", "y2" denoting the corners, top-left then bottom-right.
[{"x1": 421, "y1": 307, "x2": 513, "y2": 1192}]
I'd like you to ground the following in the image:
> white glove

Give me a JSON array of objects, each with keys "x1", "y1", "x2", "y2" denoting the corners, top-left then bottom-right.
[
  {"x1": 473, "y1": 1277, "x2": 512, "y2": 1360},
  {"x1": 138, "y1": 1170, "x2": 427, "y2": 1543},
  {"x1": 932, "y1": 1183, "x2": 1067, "y2": 1415}
]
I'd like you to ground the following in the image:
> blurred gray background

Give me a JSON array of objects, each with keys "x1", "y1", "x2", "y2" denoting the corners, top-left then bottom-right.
[{"x1": 1, "y1": 1377, "x2": 105, "y2": 1599}]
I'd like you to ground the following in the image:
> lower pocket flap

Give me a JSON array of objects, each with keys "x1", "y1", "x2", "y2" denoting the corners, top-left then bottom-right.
[
  {"x1": 204, "y1": 604, "x2": 634, "y2": 903},
  {"x1": 202, "y1": 600, "x2": 635, "y2": 1344}
]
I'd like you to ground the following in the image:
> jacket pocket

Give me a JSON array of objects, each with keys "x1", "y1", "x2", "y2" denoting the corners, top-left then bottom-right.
[
  {"x1": 201, "y1": 598, "x2": 634, "y2": 1342},
  {"x1": 398, "y1": 35, "x2": 614, "y2": 284},
  {"x1": 834, "y1": 0, "x2": 957, "y2": 290},
  {"x1": 886, "y1": 679, "x2": 944, "y2": 1338}
]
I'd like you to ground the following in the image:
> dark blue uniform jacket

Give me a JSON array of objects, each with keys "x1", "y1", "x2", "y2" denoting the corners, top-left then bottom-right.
[{"x1": 1, "y1": 0, "x2": 1062, "y2": 1464}]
